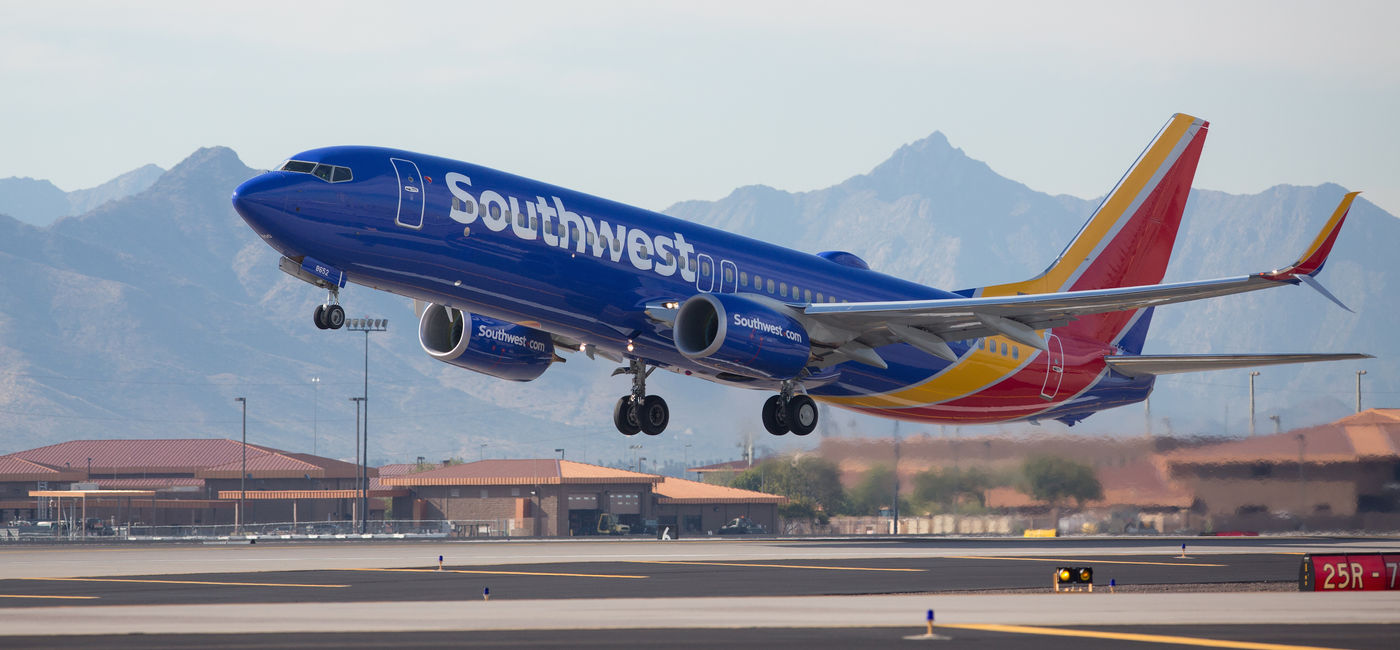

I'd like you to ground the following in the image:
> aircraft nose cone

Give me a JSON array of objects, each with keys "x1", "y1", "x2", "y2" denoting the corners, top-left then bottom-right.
[{"x1": 232, "y1": 173, "x2": 288, "y2": 230}]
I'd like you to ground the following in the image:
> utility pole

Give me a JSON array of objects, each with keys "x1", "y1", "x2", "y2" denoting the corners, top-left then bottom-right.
[
  {"x1": 891, "y1": 421, "x2": 900, "y2": 534},
  {"x1": 1356, "y1": 370, "x2": 1368, "y2": 413},
  {"x1": 1248, "y1": 371, "x2": 1261, "y2": 437},
  {"x1": 235, "y1": 397, "x2": 246, "y2": 533},
  {"x1": 345, "y1": 318, "x2": 386, "y2": 535},
  {"x1": 311, "y1": 376, "x2": 320, "y2": 456},
  {"x1": 350, "y1": 396, "x2": 364, "y2": 533}
]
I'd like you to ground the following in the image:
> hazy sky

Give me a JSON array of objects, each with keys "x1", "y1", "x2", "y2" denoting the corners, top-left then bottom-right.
[{"x1": 3, "y1": 1, "x2": 1398, "y2": 215}]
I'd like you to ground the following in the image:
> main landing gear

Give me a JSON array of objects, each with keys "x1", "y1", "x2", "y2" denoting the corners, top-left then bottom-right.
[
  {"x1": 313, "y1": 289, "x2": 345, "y2": 330},
  {"x1": 612, "y1": 358, "x2": 670, "y2": 436},
  {"x1": 761, "y1": 381, "x2": 818, "y2": 436}
]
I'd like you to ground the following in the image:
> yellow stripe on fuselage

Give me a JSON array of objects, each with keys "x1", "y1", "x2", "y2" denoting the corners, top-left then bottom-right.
[
  {"x1": 819, "y1": 115, "x2": 1200, "y2": 410},
  {"x1": 819, "y1": 336, "x2": 1032, "y2": 408}
]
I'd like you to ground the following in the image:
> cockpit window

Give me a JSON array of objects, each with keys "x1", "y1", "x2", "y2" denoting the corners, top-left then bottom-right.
[
  {"x1": 279, "y1": 159, "x2": 354, "y2": 183},
  {"x1": 280, "y1": 160, "x2": 317, "y2": 173}
]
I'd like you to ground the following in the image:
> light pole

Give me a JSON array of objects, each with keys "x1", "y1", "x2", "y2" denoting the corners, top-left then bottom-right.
[
  {"x1": 235, "y1": 397, "x2": 246, "y2": 533},
  {"x1": 345, "y1": 318, "x2": 386, "y2": 535},
  {"x1": 349, "y1": 396, "x2": 365, "y2": 533},
  {"x1": 1270, "y1": 414, "x2": 1282, "y2": 435},
  {"x1": 554, "y1": 448, "x2": 565, "y2": 460},
  {"x1": 479, "y1": 443, "x2": 487, "y2": 461},
  {"x1": 1297, "y1": 433, "x2": 1307, "y2": 530},
  {"x1": 629, "y1": 444, "x2": 642, "y2": 472},
  {"x1": 683, "y1": 444, "x2": 692, "y2": 471},
  {"x1": 311, "y1": 376, "x2": 320, "y2": 455},
  {"x1": 1356, "y1": 370, "x2": 1368, "y2": 413},
  {"x1": 638, "y1": 456, "x2": 647, "y2": 473},
  {"x1": 1248, "y1": 371, "x2": 1261, "y2": 437}
]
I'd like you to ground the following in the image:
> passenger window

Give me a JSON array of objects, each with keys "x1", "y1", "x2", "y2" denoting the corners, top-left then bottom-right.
[
  {"x1": 490, "y1": 204, "x2": 501, "y2": 219},
  {"x1": 766, "y1": 279, "x2": 775, "y2": 293},
  {"x1": 1001, "y1": 343, "x2": 1008, "y2": 356},
  {"x1": 804, "y1": 289, "x2": 812, "y2": 302},
  {"x1": 640, "y1": 245, "x2": 650, "y2": 260},
  {"x1": 1012, "y1": 346, "x2": 1019, "y2": 360},
  {"x1": 312, "y1": 164, "x2": 333, "y2": 181},
  {"x1": 740, "y1": 272, "x2": 748, "y2": 287},
  {"x1": 332, "y1": 166, "x2": 353, "y2": 182},
  {"x1": 517, "y1": 212, "x2": 528, "y2": 227},
  {"x1": 753, "y1": 274, "x2": 761, "y2": 290},
  {"x1": 779, "y1": 282, "x2": 788, "y2": 298},
  {"x1": 816, "y1": 292, "x2": 824, "y2": 302},
  {"x1": 724, "y1": 266, "x2": 734, "y2": 283},
  {"x1": 587, "y1": 232, "x2": 596, "y2": 246},
  {"x1": 665, "y1": 252, "x2": 674, "y2": 265}
]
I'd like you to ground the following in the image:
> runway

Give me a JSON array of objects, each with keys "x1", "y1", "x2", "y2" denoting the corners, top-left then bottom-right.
[{"x1": 1, "y1": 536, "x2": 1397, "y2": 648}]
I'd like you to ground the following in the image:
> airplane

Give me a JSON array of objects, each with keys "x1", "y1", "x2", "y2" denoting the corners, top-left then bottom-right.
[{"x1": 231, "y1": 113, "x2": 1369, "y2": 437}]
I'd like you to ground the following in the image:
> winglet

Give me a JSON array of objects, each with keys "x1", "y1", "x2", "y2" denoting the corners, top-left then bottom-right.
[{"x1": 1261, "y1": 191, "x2": 1360, "y2": 280}]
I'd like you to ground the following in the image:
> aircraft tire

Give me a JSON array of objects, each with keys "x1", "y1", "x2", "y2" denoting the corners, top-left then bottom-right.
[
  {"x1": 786, "y1": 395, "x2": 818, "y2": 436},
  {"x1": 761, "y1": 395, "x2": 788, "y2": 435},
  {"x1": 314, "y1": 305, "x2": 329, "y2": 330},
  {"x1": 613, "y1": 396, "x2": 642, "y2": 436},
  {"x1": 325, "y1": 304, "x2": 346, "y2": 329},
  {"x1": 639, "y1": 395, "x2": 669, "y2": 435}
]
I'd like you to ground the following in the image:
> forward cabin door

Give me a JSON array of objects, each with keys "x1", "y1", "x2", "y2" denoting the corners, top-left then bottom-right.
[{"x1": 390, "y1": 158, "x2": 425, "y2": 229}]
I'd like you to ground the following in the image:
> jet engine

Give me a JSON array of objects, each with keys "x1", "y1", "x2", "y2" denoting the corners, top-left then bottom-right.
[
  {"x1": 673, "y1": 293, "x2": 810, "y2": 380},
  {"x1": 418, "y1": 303, "x2": 555, "y2": 382}
]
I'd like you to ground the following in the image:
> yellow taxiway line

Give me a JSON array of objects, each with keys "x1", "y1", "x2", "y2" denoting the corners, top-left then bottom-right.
[
  {"x1": 0, "y1": 594, "x2": 100, "y2": 600},
  {"x1": 629, "y1": 560, "x2": 925, "y2": 572},
  {"x1": 939, "y1": 623, "x2": 1345, "y2": 650},
  {"x1": 342, "y1": 567, "x2": 649, "y2": 579},
  {"x1": 17, "y1": 577, "x2": 348, "y2": 588},
  {"x1": 943, "y1": 555, "x2": 1226, "y2": 567}
]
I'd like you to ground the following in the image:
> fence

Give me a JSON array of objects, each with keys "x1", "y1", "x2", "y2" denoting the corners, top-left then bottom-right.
[{"x1": 0, "y1": 519, "x2": 531, "y2": 542}]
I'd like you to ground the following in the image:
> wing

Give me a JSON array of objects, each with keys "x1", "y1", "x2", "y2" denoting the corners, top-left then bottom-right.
[
  {"x1": 799, "y1": 192, "x2": 1362, "y2": 368},
  {"x1": 1104, "y1": 353, "x2": 1372, "y2": 377}
]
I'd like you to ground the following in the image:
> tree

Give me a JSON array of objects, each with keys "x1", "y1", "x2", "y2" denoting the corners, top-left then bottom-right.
[
  {"x1": 912, "y1": 466, "x2": 995, "y2": 513},
  {"x1": 845, "y1": 464, "x2": 911, "y2": 516},
  {"x1": 1021, "y1": 455, "x2": 1103, "y2": 508},
  {"x1": 729, "y1": 456, "x2": 846, "y2": 520}
]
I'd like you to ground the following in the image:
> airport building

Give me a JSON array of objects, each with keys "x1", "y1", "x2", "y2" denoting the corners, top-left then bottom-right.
[
  {"x1": 1, "y1": 441, "x2": 784, "y2": 537},
  {"x1": 381, "y1": 459, "x2": 785, "y2": 537}
]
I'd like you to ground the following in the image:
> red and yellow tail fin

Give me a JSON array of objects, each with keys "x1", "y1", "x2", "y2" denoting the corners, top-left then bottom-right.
[
  {"x1": 1261, "y1": 191, "x2": 1360, "y2": 280},
  {"x1": 973, "y1": 113, "x2": 1209, "y2": 345}
]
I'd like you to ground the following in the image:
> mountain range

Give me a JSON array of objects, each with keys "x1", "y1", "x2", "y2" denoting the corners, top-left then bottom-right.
[{"x1": 0, "y1": 133, "x2": 1392, "y2": 466}]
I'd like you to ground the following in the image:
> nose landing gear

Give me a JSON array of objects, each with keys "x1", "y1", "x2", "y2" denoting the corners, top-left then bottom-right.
[
  {"x1": 313, "y1": 289, "x2": 345, "y2": 330},
  {"x1": 612, "y1": 357, "x2": 669, "y2": 436}
]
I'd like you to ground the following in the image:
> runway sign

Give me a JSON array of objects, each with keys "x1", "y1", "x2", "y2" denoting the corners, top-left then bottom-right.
[{"x1": 1299, "y1": 553, "x2": 1400, "y2": 591}]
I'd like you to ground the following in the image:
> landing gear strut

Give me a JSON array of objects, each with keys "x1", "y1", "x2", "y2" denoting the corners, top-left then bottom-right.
[
  {"x1": 762, "y1": 381, "x2": 818, "y2": 436},
  {"x1": 612, "y1": 357, "x2": 669, "y2": 436},
  {"x1": 313, "y1": 289, "x2": 345, "y2": 330}
]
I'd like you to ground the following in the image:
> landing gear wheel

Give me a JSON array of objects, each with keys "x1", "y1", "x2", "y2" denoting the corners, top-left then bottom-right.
[
  {"x1": 639, "y1": 395, "x2": 669, "y2": 435},
  {"x1": 613, "y1": 396, "x2": 641, "y2": 436},
  {"x1": 324, "y1": 304, "x2": 345, "y2": 330},
  {"x1": 762, "y1": 395, "x2": 788, "y2": 435},
  {"x1": 313, "y1": 305, "x2": 329, "y2": 330},
  {"x1": 786, "y1": 394, "x2": 818, "y2": 436}
]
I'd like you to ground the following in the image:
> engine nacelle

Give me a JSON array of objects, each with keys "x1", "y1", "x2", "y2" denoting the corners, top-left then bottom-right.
[
  {"x1": 674, "y1": 293, "x2": 810, "y2": 380},
  {"x1": 418, "y1": 303, "x2": 554, "y2": 382}
]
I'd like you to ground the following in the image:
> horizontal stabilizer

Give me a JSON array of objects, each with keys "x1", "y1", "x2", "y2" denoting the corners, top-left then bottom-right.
[{"x1": 1105, "y1": 353, "x2": 1372, "y2": 378}]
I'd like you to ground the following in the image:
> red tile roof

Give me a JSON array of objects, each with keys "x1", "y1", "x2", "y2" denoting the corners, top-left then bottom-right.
[
  {"x1": 654, "y1": 477, "x2": 787, "y2": 505},
  {"x1": 1165, "y1": 409, "x2": 1400, "y2": 466},
  {"x1": 382, "y1": 459, "x2": 661, "y2": 486},
  {"x1": 6, "y1": 439, "x2": 361, "y2": 480},
  {"x1": 0, "y1": 455, "x2": 84, "y2": 482}
]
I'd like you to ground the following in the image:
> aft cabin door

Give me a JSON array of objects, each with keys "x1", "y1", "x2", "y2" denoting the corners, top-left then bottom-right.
[
  {"x1": 390, "y1": 158, "x2": 425, "y2": 229},
  {"x1": 1040, "y1": 334, "x2": 1064, "y2": 400},
  {"x1": 696, "y1": 254, "x2": 715, "y2": 293}
]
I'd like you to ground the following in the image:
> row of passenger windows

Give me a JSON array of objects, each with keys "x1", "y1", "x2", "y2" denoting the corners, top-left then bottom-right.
[
  {"x1": 280, "y1": 160, "x2": 353, "y2": 183},
  {"x1": 454, "y1": 196, "x2": 850, "y2": 304},
  {"x1": 736, "y1": 270, "x2": 845, "y2": 303},
  {"x1": 978, "y1": 337, "x2": 1022, "y2": 360}
]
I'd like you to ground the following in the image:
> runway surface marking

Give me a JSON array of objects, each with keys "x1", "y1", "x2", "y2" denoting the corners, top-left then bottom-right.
[
  {"x1": 628, "y1": 560, "x2": 925, "y2": 572},
  {"x1": 0, "y1": 594, "x2": 100, "y2": 600},
  {"x1": 938, "y1": 624, "x2": 1344, "y2": 650},
  {"x1": 944, "y1": 555, "x2": 1226, "y2": 567},
  {"x1": 342, "y1": 567, "x2": 650, "y2": 579},
  {"x1": 16, "y1": 577, "x2": 349, "y2": 588}
]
